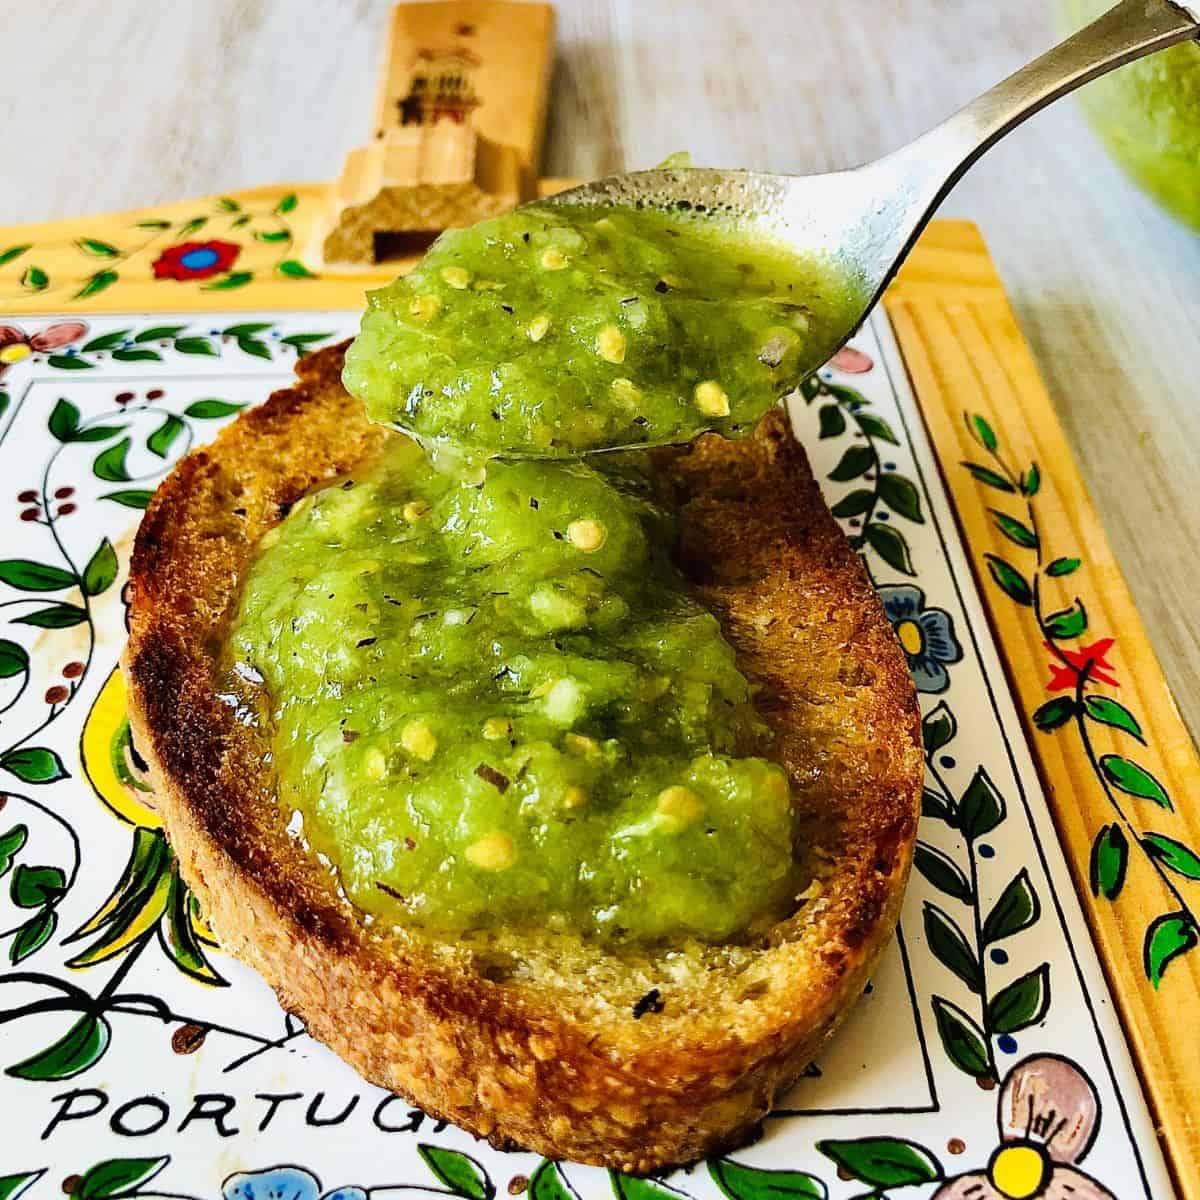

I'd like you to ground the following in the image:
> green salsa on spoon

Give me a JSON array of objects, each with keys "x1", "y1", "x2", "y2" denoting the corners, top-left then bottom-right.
[{"x1": 342, "y1": 202, "x2": 862, "y2": 459}]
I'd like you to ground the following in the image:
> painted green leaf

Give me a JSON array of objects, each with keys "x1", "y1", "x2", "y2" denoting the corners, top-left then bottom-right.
[
  {"x1": 6, "y1": 1012, "x2": 110, "y2": 1080},
  {"x1": 1100, "y1": 755, "x2": 1171, "y2": 809},
  {"x1": 48, "y1": 397, "x2": 81, "y2": 441},
  {"x1": 255, "y1": 229, "x2": 292, "y2": 243},
  {"x1": 276, "y1": 192, "x2": 299, "y2": 214},
  {"x1": 418, "y1": 1145, "x2": 493, "y2": 1200},
  {"x1": 237, "y1": 336, "x2": 272, "y2": 359},
  {"x1": 0, "y1": 244, "x2": 31, "y2": 267},
  {"x1": 878, "y1": 473, "x2": 923, "y2": 523},
  {"x1": 966, "y1": 413, "x2": 997, "y2": 451},
  {"x1": 913, "y1": 842, "x2": 972, "y2": 902},
  {"x1": 175, "y1": 336, "x2": 217, "y2": 356},
  {"x1": 922, "y1": 701, "x2": 956, "y2": 752},
  {"x1": 984, "y1": 554, "x2": 1032, "y2": 606},
  {"x1": 82, "y1": 539, "x2": 118, "y2": 597},
  {"x1": 988, "y1": 963, "x2": 1050, "y2": 1034},
  {"x1": 1, "y1": 747, "x2": 69, "y2": 784},
  {"x1": 816, "y1": 403, "x2": 845, "y2": 439},
  {"x1": 923, "y1": 902, "x2": 982, "y2": 992},
  {"x1": 1142, "y1": 833, "x2": 1200, "y2": 881},
  {"x1": 101, "y1": 489, "x2": 153, "y2": 510},
  {"x1": 529, "y1": 1162, "x2": 575, "y2": 1200},
  {"x1": 231, "y1": 215, "x2": 251, "y2": 228},
  {"x1": 959, "y1": 766, "x2": 1006, "y2": 840},
  {"x1": 0, "y1": 1172, "x2": 45, "y2": 1200},
  {"x1": 922, "y1": 788, "x2": 956, "y2": 825},
  {"x1": 962, "y1": 462, "x2": 1015, "y2": 493},
  {"x1": 610, "y1": 1177, "x2": 676, "y2": 1200},
  {"x1": 817, "y1": 1137, "x2": 942, "y2": 1189},
  {"x1": 13, "y1": 604, "x2": 87, "y2": 629},
  {"x1": 21, "y1": 266, "x2": 48, "y2": 291},
  {"x1": 185, "y1": 398, "x2": 244, "y2": 419},
  {"x1": 1083, "y1": 695, "x2": 1144, "y2": 743},
  {"x1": 76, "y1": 1157, "x2": 169, "y2": 1200},
  {"x1": 147, "y1": 414, "x2": 185, "y2": 459},
  {"x1": 982, "y1": 869, "x2": 1040, "y2": 943},
  {"x1": 159, "y1": 868, "x2": 224, "y2": 985},
  {"x1": 224, "y1": 322, "x2": 272, "y2": 337},
  {"x1": 277, "y1": 258, "x2": 316, "y2": 279},
  {"x1": 202, "y1": 271, "x2": 254, "y2": 291},
  {"x1": 216, "y1": 196, "x2": 241, "y2": 212},
  {"x1": 991, "y1": 510, "x2": 1037, "y2": 549},
  {"x1": 830, "y1": 490, "x2": 873, "y2": 518},
  {"x1": 75, "y1": 269, "x2": 118, "y2": 299},
  {"x1": 857, "y1": 412, "x2": 900, "y2": 445},
  {"x1": 135, "y1": 219, "x2": 172, "y2": 230},
  {"x1": 111, "y1": 347, "x2": 161, "y2": 363},
  {"x1": 74, "y1": 422, "x2": 127, "y2": 443},
  {"x1": 177, "y1": 216, "x2": 208, "y2": 238},
  {"x1": 865, "y1": 522, "x2": 915, "y2": 576},
  {"x1": 1021, "y1": 464, "x2": 1041, "y2": 496},
  {"x1": 134, "y1": 324, "x2": 186, "y2": 342},
  {"x1": 82, "y1": 330, "x2": 131, "y2": 352},
  {"x1": 0, "y1": 824, "x2": 28, "y2": 872},
  {"x1": 94, "y1": 436, "x2": 133, "y2": 482},
  {"x1": 709, "y1": 1158, "x2": 826, "y2": 1200},
  {"x1": 11, "y1": 863, "x2": 67, "y2": 907},
  {"x1": 76, "y1": 238, "x2": 119, "y2": 258},
  {"x1": 0, "y1": 559, "x2": 75, "y2": 591},
  {"x1": 1046, "y1": 556, "x2": 1081, "y2": 577},
  {"x1": 828, "y1": 445, "x2": 874, "y2": 482},
  {"x1": 280, "y1": 332, "x2": 333, "y2": 351},
  {"x1": 47, "y1": 354, "x2": 92, "y2": 370},
  {"x1": 1032, "y1": 696, "x2": 1075, "y2": 732},
  {"x1": 931, "y1": 996, "x2": 991, "y2": 1077},
  {"x1": 1090, "y1": 823, "x2": 1128, "y2": 901},
  {"x1": 1044, "y1": 600, "x2": 1087, "y2": 640},
  {"x1": 0, "y1": 391, "x2": 8, "y2": 420},
  {"x1": 1144, "y1": 912, "x2": 1198, "y2": 989},
  {"x1": 11, "y1": 907, "x2": 57, "y2": 964}
]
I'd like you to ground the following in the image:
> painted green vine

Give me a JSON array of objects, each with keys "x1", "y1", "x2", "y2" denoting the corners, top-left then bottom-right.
[{"x1": 964, "y1": 412, "x2": 1199, "y2": 988}]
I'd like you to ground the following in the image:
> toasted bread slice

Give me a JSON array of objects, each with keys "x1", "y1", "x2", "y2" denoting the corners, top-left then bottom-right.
[{"x1": 124, "y1": 344, "x2": 922, "y2": 1173}]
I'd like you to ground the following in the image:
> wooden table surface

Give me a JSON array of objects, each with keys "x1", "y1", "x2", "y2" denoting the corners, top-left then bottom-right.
[{"x1": 5, "y1": 0, "x2": 1198, "y2": 737}]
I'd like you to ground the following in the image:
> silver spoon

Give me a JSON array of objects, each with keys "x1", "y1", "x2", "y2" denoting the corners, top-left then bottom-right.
[{"x1": 546, "y1": 0, "x2": 1199, "y2": 346}]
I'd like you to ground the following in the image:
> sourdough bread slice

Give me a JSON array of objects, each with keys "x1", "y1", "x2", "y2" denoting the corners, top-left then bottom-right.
[{"x1": 124, "y1": 343, "x2": 922, "y2": 1172}]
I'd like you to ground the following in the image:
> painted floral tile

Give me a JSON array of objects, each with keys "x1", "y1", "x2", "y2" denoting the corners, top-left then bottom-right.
[{"x1": 0, "y1": 310, "x2": 1175, "y2": 1200}]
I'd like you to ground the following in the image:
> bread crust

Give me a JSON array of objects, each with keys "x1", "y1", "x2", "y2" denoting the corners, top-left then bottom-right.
[{"x1": 124, "y1": 344, "x2": 923, "y2": 1172}]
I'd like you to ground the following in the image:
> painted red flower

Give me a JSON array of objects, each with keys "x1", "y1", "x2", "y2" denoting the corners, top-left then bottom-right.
[
  {"x1": 152, "y1": 240, "x2": 240, "y2": 281},
  {"x1": 1045, "y1": 637, "x2": 1119, "y2": 692},
  {"x1": 0, "y1": 322, "x2": 87, "y2": 378}
]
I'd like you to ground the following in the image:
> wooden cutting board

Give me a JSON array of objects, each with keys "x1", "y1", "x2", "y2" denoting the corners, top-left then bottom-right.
[{"x1": 0, "y1": 3, "x2": 1196, "y2": 1196}]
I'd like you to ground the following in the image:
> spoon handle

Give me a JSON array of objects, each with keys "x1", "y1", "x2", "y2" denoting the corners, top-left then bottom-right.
[
  {"x1": 859, "y1": 0, "x2": 1199, "y2": 291},
  {"x1": 920, "y1": 0, "x2": 1198, "y2": 168}
]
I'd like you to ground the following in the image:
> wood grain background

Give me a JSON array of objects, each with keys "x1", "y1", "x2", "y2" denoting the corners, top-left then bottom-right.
[{"x1": 5, "y1": 0, "x2": 1198, "y2": 740}]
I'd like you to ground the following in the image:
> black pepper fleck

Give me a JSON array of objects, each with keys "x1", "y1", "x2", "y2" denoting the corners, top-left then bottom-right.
[{"x1": 632, "y1": 989, "x2": 665, "y2": 1018}]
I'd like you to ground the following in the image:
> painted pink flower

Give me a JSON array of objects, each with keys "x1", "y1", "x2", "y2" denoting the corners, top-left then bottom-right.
[
  {"x1": 934, "y1": 1055, "x2": 1114, "y2": 1200},
  {"x1": 829, "y1": 345, "x2": 874, "y2": 373},
  {"x1": 0, "y1": 321, "x2": 87, "y2": 376}
]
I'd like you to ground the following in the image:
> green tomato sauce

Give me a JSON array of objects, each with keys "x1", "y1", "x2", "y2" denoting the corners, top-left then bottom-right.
[
  {"x1": 230, "y1": 439, "x2": 800, "y2": 942},
  {"x1": 230, "y1": 196, "x2": 848, "y2": 944},
  {"x1": 342, "y1": 202, "x2": 862, "y2": 458}
]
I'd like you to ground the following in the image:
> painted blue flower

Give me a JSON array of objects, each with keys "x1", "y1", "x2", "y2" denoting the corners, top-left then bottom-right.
[
  {"x1": 878, "y1": 584, "x2": 963, "y2": 693},
  {"x1": 223, "y1": 1167, "x2": 366, "y2": 1200}
]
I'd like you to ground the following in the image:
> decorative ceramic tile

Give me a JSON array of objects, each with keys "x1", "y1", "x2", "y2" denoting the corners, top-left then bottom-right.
[{"x1": 0, "y1": 309, "x2": 1174, "y2": 1200}]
